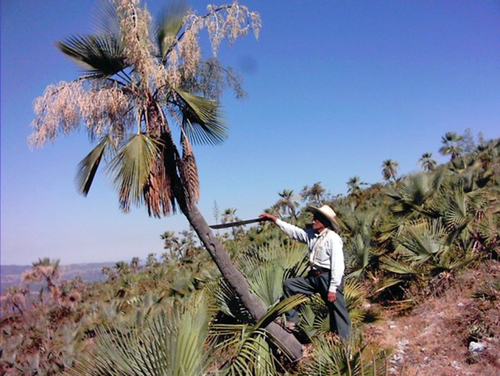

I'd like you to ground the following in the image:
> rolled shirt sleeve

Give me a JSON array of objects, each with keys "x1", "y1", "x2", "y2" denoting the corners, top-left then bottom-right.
[
  {"x1": 275, "y1": 219, "x2": 311, "y2": 244},
  {"x1": 328, "y1": 233, "x2": 345, "y2": 293}
]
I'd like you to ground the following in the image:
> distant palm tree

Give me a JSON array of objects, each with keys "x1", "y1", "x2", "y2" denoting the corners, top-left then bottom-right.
[
  {"x1": 21, "y1": 258, "x2": 61, "y2": 301},
  {"x1": 222, "y1": 208, "x2": 244, "y2": 239},
  {"x1": 130, "y1": 257, "x2": 141, "y2": 271},
  {"x1": 222, "y1": 208, "x2": 238, "y2": 224},
  {"x1": 114, "y1": 261, "x2": 130, "y2": 275},
  {"x1": 347, "y1": 176, "x2": 362, "y2": 195},
  {"x1": 419, "y1": 152, "x2": 436, "y2": 171},
  {"x1": 161, "y1": 230, "x2": 181, "y2": 259},
  {"x1": 146, "y1": 253, "x2": 158, "y2": 268},
  {"x1": 276, "y1": 189, "x2": 298, "y2": 218},
  {"x1": 439, "y1": 132, "x2": 463, "y2": 160},
  {"x1": 382, "y1": 159, "x2": 399, "y2": 182},
  {"x1": 300, "y1": 182, "x2": 326, "y2": 206}
]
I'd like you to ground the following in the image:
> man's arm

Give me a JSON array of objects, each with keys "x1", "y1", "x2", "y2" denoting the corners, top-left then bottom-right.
[{"x1": 259, "y1": 213, "x2": 309, "y2": 244}]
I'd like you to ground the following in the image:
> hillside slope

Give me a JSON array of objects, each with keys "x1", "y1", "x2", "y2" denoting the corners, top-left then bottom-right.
[{"x1": 364, "y1": 260, "x2": 500, "y2": 375}]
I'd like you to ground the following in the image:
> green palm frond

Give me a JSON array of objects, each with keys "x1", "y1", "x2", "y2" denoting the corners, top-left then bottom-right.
[
  {"x1": 210, "y1": 295, "x2": 307, "y2": 375},
  {"x1": 71, "y1": 293, "x2": 209, "y2": 375},
  {"x1": 299, "y1": 335, "x2": 390, "y2": 376},
  {"x1": 373, "y1": 277, "x2": 405, "y2": 295},
  {"x1": 431, "y1": 166, "x2": 448, "y2": 191},
  {"x1": 174, "y1": 88, "x2": 227, "y2": 145},
  {"x1": 395, "y1": 220, "x2": 448, "y2": 264},
  {"x1": 57, "y1": 34, "x2": 127, "y2": 76},
  {"x1": 208, "y1": 278, "x2": 251, "y2": 321},
  {"x1": 76, "y1": 135, "x2": 113, "y2": 196},
  {"x1": 220, "y1": 330, "x2": 276, "y2": 376},
  {"x1": 298, "y1": 304, "x2": 320, "y2": 338},
  {"x1": 157, "y1": 1, "x2": 189, "y2": 56},
  {"x1": 344, "y1": 278, "x2": 367, "y2": 312},
  {"x1": 106, "y1": 133, "x2": 161, "y2": 212},
  {"x1": 235, "y1": 242, "x2": 308, "y2": 307},
  {"x1": 253, "y1": 294, "x2": 309, "y2": 330},
  {"x1": 443, "y1": 190, "x2": 471, "y2": 232},
  {"x1": 91, "y1": 0, "x2": 120, "y2": 37},
  {"x1": 401, "y1": 173, "x2": 434, "y2": 206},
  {"x1": 248, "y1": 264, "x2": 286, "y2": 307},
  {"x1": 379, "y1": 256, "x2": 417, "y2": 275}
]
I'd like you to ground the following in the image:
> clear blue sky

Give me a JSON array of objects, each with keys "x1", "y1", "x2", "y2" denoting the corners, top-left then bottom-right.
[{"x1": 1, "y1": 0, "x2": 499, "y2": 265}]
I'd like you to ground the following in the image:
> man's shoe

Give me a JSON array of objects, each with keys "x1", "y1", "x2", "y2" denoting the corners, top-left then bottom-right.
[
  {"x1": 284, "y1": 321, "x2": 296, "y2": 333},
  {"x1": 274, "y1": 317, "x2": 297, "y2": 333}
]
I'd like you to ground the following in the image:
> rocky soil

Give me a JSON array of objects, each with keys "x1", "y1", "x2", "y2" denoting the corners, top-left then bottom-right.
[{"x1": 364, "y1": 260, "x2": 500, "y2": 376}]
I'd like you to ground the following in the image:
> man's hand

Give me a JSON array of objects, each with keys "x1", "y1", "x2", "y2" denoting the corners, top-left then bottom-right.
[
  {"x1": 259, "y1": 213, "x2": 278, "y2": 223},
  {"x1": 327, "y1": 291, "x2": 337, "y2": 303}
]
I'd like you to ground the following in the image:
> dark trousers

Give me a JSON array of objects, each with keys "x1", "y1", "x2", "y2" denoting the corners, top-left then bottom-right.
[{"x1": 282, "y1": 271, "x2": 352, "y2": 341}]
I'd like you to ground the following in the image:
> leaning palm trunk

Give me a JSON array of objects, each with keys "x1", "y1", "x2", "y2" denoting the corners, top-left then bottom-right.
[
  {"x1": 181, "y1": 203, "x2": 303, "y2": 360},
  {"x1": 163, "y1": 145, "x2": 303, "y2": 359}
]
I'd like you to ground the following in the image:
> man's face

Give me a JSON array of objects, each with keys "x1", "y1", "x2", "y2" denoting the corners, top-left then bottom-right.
[{"x1": 312, "y1": 215, "x2": 327, "y2": 233}]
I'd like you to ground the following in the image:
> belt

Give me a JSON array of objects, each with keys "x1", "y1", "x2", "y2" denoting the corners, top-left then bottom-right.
[{"x1": 310, "y1": 266, "x2": 330, "y2": 276}]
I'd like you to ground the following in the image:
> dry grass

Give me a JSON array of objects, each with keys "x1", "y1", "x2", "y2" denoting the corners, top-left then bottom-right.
[{"x1": 363, "y1": 260, "x2": 500, "y2": 376}]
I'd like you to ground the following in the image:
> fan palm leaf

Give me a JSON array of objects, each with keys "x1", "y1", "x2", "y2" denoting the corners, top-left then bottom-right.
[
  {"x1": 157, "y1": 0, "x2": 189, "y2": 56},
  {"x1": 443, "y1": 190, "x2": 470, "y2": 232},
  {"x1": 76, "y1": 135, "x2": 113, "y2": 195},
  {"x1": 174, "y1": 88, "x2": 227, "y2": 145},
  {"x1": 396, "y1": 224, "x2": 445, "y2": 264},
  {"x1": 209, "y1": 295, "x2": 308, "y2": 374},
  {"x1": 373, "y1": 277, "x2": 405, "y2": 295},
  {"x1": 71, "y1": 293, "x2": 209, "y2": 375},
  {"x1": 106, "y1": 133, "x2": 161, "y2": 212},
  {"x1": 57, "y1": 34, "x2": 127, "y2": 76},
  {"x1": 379, "y1": 256, "x2": 417, "y2": 275},
  {"x1": 299, "y1": 335, "x2": 389, "y2": 376},
  {"x1": 247, "y1": 264, "x2": 286, "y2": 307}
]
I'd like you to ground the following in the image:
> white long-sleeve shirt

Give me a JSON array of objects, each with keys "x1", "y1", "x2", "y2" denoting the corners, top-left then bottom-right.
[{"x1": 276, "y1": 219, "x2": 345, "y2": 293}]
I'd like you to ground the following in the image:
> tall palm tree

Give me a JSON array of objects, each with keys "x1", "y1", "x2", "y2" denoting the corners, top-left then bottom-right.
[
  {"x1": 381, "y1": 159, "x2": 399, "y2": 182},
  {"x1": 439, "y1": 132, "x2": 463, "y2": 160},
  {"x1": 28, "y1": 0, "x2": 301, "y2": 359},
  {"x1": 419, "y1": 152, "x2": 436, "y2": 172}
]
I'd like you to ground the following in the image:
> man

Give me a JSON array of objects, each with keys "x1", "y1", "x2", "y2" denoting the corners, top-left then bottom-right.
[{"x1": 260, "y1": 205, "x2": 351, "y2": 341}]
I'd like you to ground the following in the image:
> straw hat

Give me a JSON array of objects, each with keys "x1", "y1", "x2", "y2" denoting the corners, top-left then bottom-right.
[{"x1": 307, "y1": 205, "x2": 341, "y2": 232}]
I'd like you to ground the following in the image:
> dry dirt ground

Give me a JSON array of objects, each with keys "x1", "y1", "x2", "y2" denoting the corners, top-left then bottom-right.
[{"x1": 363, "y1": 260, "x2": 500, "y2": 376}]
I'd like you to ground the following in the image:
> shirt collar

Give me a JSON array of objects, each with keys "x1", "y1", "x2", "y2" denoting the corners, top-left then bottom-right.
[{"x1": 314, "y1": 228, "x2": 330, "y2": 238}]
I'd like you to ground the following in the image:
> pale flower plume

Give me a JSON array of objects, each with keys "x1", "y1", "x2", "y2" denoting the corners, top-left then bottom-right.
[{"x1": 29, "y1": 0, "x2": 260, "y2": 148}]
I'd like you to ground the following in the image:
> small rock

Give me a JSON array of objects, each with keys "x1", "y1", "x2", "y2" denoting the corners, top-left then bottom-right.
[
  {"x1": 451, "y1": 361, "x2": 461, "y2": 370},
  {"x1": 399, "y1": 339, "x2": 409, "y2": 347},
  {"x1": 457, "y1": 302, "x2": 464, "y2": 307},
  {"x1": 469, "y1": 341, "x2": 485, "y2": 353},
  {"x1": 389, "y1": 325, "x2": 396, "y2": 329},
  {"x1": 392, "y1": 353, "x2": 404, "y2": 363},
  {"x1": 423, "y1": 356, "x2": 429, "y2": 363},
  {"x1": 420, "y1": 347, "x2": 426, "y2": 353}
]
